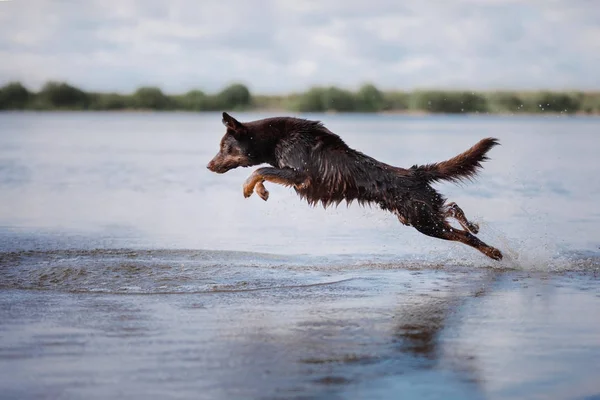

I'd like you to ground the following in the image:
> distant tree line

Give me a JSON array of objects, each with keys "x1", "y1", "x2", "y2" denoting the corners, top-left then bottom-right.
[
  {"x1": 1, "y1": 81, "x2": 599, "y2": 114},
  {"x1": 0, "y1": 81, "x2": 252, "y2": 112}
]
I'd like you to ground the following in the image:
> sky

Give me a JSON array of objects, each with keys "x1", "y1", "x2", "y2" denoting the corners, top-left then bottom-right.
[{"x1": 0, "y1": 0, "x2": 599, "y2": 94}]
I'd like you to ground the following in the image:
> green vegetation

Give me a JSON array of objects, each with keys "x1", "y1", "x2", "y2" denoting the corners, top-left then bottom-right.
[
  {"x1": 0, "y1": 82, "x2": 31, "y2": 109},
  {"x1": 410, "y1": 91, "x2": 489, "y2": 113},
  {"x1": 1, "y1": 80, "x2": 599, "y2": 114},
  {"x1": 35, "y1": 81, "x2": 91, "y2": 110}
]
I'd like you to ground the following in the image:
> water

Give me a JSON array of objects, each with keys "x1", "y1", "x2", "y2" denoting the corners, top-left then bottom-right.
[{"x1": 0, "y1": 112, "x2": 599, "y2": 399}]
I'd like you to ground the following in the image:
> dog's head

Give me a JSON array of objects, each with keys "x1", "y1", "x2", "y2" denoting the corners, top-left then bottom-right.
[{"x1": 207, "y1": 112, "x2": 258, "y2": 174}]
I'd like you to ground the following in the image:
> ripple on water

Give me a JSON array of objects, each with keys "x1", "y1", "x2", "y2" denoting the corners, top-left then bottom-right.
[{"x1": 0, "y1": 248, "x2": 598, "y2": 295}]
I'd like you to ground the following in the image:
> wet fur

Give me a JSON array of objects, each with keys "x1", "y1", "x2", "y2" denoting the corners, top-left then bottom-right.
[{"x1": 207, "y1": 112, "x2": 503, "y2": 260}]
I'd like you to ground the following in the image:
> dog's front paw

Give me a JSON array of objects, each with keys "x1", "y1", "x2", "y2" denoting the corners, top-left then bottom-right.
[
  {"x1": 243, "y1": 182, "x2": 255, "y2": 198},
  {"x1": 255, "y1": 182, "x2": 269, "y2": 201}
]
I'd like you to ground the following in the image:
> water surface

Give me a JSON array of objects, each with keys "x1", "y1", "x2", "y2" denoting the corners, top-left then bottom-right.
[{"x1": 0, "y1": 112, "x2": 599, "y2": 399}]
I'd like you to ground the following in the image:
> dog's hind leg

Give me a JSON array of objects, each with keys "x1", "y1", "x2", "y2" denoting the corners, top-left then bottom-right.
[
  {"x1": 243, "y1": 167, "x2": 310, "y2": 201},
  {"x1": 411, "y1": 214, "x2": 502, "y2": 260},
  {"x1": 394, "y1": 211, "x2": 411, "y2": 226},
  {"x1": 441, "y1": 227, "x2": 502, "y2": 260},
  {"x1": 445, "y1": 202, "x2": 479, "y2": 234}
]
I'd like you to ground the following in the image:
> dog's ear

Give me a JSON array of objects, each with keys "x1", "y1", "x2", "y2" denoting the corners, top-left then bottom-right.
[{"x1": 222, "y1": 112, "x2": 244, "y2": 133}]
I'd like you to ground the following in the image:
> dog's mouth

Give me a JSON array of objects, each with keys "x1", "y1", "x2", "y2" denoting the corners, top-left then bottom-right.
[
  {"x1": 207, "y1": 161, "x2": 249, "y2": 174},
  {"x1": 206, "y1": 163, "x2": 231, "y2": 174},
  {"x1": 207, "y1": 155, "x2": 254, "y2": 174}
]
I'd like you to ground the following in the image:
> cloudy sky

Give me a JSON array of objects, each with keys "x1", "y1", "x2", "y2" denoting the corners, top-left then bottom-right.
[{"x1": 0, "y1": 0, "x2": 598, "y2": 94}]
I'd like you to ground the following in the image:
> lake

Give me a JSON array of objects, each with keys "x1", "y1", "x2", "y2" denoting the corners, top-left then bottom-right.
[{"x1": 0, "y1": 112, "x2": 599, "y2": 400}]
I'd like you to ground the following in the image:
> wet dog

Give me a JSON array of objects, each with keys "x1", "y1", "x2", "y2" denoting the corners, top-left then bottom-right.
[{"x1": 207, "y1": 112, "x2": 502, "y2": 260}]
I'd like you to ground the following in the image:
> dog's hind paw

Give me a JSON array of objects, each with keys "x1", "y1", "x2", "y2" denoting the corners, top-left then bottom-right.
[
  {"x1": 468, "y1": 222, "x2": 479, "y2": 234},
  {"x1": 256, "y1": 182, "x2": 269, "y2": 201},
  {"x1": 487, "y1": 247, "x2": 503, "y2": 261}
]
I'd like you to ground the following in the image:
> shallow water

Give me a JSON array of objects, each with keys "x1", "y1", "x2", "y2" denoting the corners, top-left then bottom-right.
[{"x1": 0, "y1": 112, "x2": 599, "y2": 399}]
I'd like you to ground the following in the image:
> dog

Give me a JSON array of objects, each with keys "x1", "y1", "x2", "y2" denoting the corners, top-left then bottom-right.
[{"x1": 207, "y1": 112, "x2": 503, "y2": 260}]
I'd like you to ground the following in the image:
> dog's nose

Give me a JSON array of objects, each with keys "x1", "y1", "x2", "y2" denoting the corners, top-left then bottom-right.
[{"x1": 206, "y1": 162, "x2": 213, "y2": 170}]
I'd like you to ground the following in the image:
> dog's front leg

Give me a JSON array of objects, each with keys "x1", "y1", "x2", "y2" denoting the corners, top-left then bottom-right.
[{"x1": 243, "y1": 167, "x2": 310, "y2": 201}]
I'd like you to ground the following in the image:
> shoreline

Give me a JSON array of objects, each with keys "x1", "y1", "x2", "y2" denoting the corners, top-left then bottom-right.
[
  {"x1": 1, "y1": 108, "x2": 599, "y2": 117},
  {"x1": 4, "y1": 82, "x2": 600, "y2": 115}
]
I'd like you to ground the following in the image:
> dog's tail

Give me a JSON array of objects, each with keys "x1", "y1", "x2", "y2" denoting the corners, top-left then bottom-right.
[{"x1": 411, "y1": 137, "x2": 500, "y2": 184}]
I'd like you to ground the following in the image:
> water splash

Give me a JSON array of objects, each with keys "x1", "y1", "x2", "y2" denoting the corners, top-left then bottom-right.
[{"x1": 474, "y1": 219, "x2": 598, "y2": 272}]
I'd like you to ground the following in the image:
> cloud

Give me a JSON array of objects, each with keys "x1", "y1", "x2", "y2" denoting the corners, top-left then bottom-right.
[{"x1": 0, "y1": 0, "x2": 598, "y2": 94}]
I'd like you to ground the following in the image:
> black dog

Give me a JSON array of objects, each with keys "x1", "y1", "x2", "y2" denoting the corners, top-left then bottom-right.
[{"x1": 207, "y1": 112, "x2": 502, "y2": 260}]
